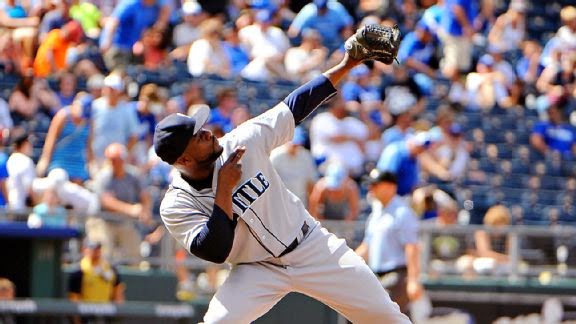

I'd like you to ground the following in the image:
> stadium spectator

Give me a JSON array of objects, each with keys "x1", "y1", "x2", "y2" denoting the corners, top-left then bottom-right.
[
  {"x1": 88, "y1": 143, "x2": 152, "y2": 262},
  {"x1": 32, "y1": 168, "x2": 100, "y2": 216},
  {"x1": 221, "y1": 24, "x2": 250, "y2": 77},
  {"x1": 487, "y1": 0, "x2": 526, "y2": 54},
  {"x1": 0, "y1": 6, "x2": 38, "y2": 29},
  {"x1": 458, "y1": 204, "x2": 512, "y2": 274},
  {"x1": 355, "y1": 169, "x2": 423, "y2": 314},
  {"x1": 489, "y1": 46, "x2": 517, "y2": 89},
  {"x1": 99, "y1": 0, "x2": 164, "y2": 70},
  {"x1": 288, "y1": 0, "x2": 353, "y2": 53},
  {"x1": 6, "y1": 133, "x2": 35, "y2": 213},
  {"x1": 309, "y1": 161, "x2": 360, "y2": 222},
  {"x1": 86, "y1": 73, "x2": 104, "y2": 97},
  {"x1": 171, "y1": 1, "x2": 205, "y2": 60},
  {"x1": 438, "y1": 0, "x2": 475, "y2": 74},
  {"x1": 137, "y1": 27, "x2": 169, "y2": 71},
  {"x1": 132, "y1": 83, "x2": 162, "y2": 166},
  {"x1": 0, "y1": 278, "x2": 15, "y2": 300},
  {"x1": 341, "y1": 64, "x2": 382, "y2": 113},
  {"x1": 34, "y1": 20, "x2": 85, "y2": 78},
  {"x1": 557, "y1": 5, "x2": 576, "y2": 51},
  {"x1": 239, "y1": 9, "x2": 290, "y2": 81},
  {"x1": 56, "y1": 72, "x2": 78, "y2": 108},
  {"x1": 377, "y1": 132, "x2": 439, "y2": 196},
  {"x1": 166, "y1": 82, "x2": 206, "y2": 115},
  {"x1": 284, "y1": 28, "x2": 327, "y2": 82},
  {"x1": 27, "y1": 186, "x2": 68, "y2": 228},
  {"x1": 381, "y1": 66, "x2": 425, "y2": 117},
  {"x1": 397, "y1": 20, "x2": 437, "y2": 87},
  {"x1": 68, "y1": 240, "x2": 125, "y2": 304},
  {"x1": 381, "y1": 90, "x2": 417, "y2": 148},
  {"x1": 90, "y1": 73, "x2": 139, "y2": 165},
  {"x1": 270, "y1": 126, "x2": 318, "y2": 207},
  {"x1": 38, "y1": 0, "x2": 72, "y2": 42},
  {"x1": 69, "y1": 0, "x2": 102, "y2": 39},
  {"x1": 536, "y1": 51, "x2": 575, "y2": 96},
  {"x1": 530, "y1": 101, "x2": 576, "y2": 158},
  {"x1": 8, "y1": 71, "x2": 59, "y2": 125},
  {"x1": 309, "y1": 94, "x2": 368, "y2": 178},
  {"x1": 465, "y1": 54, "x2": 512, "y2": 111},
  {"x1": 515, "y1": 40, "x2": 543, "y2": 85},
  {"x1": 207, "y1": 88, "x2": 238, "y2": 134},
  {"x1": 420, "y1": 106, "x2": 466, "y2": 182},
  {"x1": 36, "y1": 94, "x2": 92, "y2": 184},
  {"x1": 187, "y1": 18, "x2": 231, "y2": 78}
]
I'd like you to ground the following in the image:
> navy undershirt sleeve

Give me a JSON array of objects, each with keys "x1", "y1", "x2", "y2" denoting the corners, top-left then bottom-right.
[
  {"x1": 189, "y1": 205, "x2": 237, "y2": 264},
  {"x1": 283, "y1": 75, "x2": 338, "y2": 124}
]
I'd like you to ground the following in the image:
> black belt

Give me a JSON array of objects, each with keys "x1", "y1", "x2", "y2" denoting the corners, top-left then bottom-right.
[
  {"x1": 376, "y1": 266, "x2": 407, "y2": 277},
  {"x1": 278, "y1": 222, "x2": 310, "y2": 257}
]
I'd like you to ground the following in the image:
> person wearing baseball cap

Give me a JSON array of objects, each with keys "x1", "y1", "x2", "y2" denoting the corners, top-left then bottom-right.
[
  {"x1": 382, "y1": 91, "x2": 417, "y2": 147},
  {"x1": 376, "y1": 131, "x2": 439, "y2": 196},
  {"x1": 68, "y1": 239, "x2": 125, "y2": 304},
  {"x1": 356, "y1": 168, "x2": 423, "y2": 314},
  {"x1": 153, "y1": 106, "x2": 212, "y2": 165},
  {"x1": 155, "y1": 22, "x2": 411, "y2": 323}
]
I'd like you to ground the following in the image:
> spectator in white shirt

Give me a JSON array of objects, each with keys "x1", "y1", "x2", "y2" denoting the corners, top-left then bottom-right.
[
  {"x1": 171, "y1": 1, "x2": 205, "y2": 60},
  {"x1": 187, "y1": 18, "x2": 231, "y2": 78},
  {"x1": 7, "y1": 133, "x2": 36, "y2": 213},
  {"x1": 284, "y1": 29, "x2": 328, "y2": 82},
  {"x1": 239, "y1": 9, "x2": 290, "y2": 81},
  {"x1": 310, "y1": 94, "x2": 368, "y2": 178}
]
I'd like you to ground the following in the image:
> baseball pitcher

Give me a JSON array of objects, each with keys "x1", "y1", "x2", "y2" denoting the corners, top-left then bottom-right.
[{"x1": 154, "y1": 25, "x2": 412, "y2": 323}]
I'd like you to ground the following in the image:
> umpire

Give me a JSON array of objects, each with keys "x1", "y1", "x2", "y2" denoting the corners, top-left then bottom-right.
[{"x1": 356, "y1": 169, "x2": 424, "y2": 314}]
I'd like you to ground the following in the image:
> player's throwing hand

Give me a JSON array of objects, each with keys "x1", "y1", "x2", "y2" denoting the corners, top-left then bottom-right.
[{"x1": 218, "y1": 146, "x2": 246, "y2": 190}]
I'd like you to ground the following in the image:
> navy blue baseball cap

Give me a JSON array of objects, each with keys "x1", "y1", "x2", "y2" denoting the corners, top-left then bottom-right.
[{"x1": 153, "y1": 106, "x2": 211, "y2": 165}]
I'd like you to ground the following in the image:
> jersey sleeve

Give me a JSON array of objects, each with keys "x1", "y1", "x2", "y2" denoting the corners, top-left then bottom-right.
[
  {"x1": 229, "y1": 103, "x2": 295, "y2": 155},
  {"x1": 160, "y1": 190, "x2": 211, "y2": 253}
]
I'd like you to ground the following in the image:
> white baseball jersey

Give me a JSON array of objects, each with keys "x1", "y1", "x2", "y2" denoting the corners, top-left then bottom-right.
[{"x1": 160, "y1": 103, "x2": 314, "y2": 264}]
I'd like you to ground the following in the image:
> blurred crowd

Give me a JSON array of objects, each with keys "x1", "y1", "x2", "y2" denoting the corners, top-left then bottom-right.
[{"x1": 0, "y1": 0, "x2": 575, "y2": 299}]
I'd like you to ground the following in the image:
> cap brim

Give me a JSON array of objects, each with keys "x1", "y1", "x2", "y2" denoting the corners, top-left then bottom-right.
[{"x1": 191, "y1": 105, "x2": 210, "y2": 135}]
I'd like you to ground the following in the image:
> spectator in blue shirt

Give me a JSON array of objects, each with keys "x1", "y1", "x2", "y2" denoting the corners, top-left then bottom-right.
[
  {"x1": 341, "y1": 64, "x2": 381, "y2": 108},
  {"x1": 381, "y1": 91, "x2": 417, "y2": 148},
  {"x1": 439, "y1": 0, "x2": 476, "y2": 74},
  {"x1": 377, "y1": 132, "x2": 438, "y2": 196},
  {"x1": 100, "y1": 0, "x2": 165, "y2": 71},
  {"x1": 398, "y1": 21, "x2": 437, "y2": 95},
  {"x1": 222, "y1": 25, "x2": 250, "y2": 77},
  {"x1": 515, "y1": 40, "x2": 543, "y2": 85},
  {"x1": 531, "y1": 102, "x2": 576, "y2": 158},
  {"x1": 207, "y1": 88, "x2": 237, "y2": 133},
  {"x1": 288, "y1": 0, "x2": 353, "y2": 53}
]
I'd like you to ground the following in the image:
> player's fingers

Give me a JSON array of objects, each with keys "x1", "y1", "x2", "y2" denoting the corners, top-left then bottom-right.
[{"x1": 224, "y1": 146, "x2": 245, "y2": 164}]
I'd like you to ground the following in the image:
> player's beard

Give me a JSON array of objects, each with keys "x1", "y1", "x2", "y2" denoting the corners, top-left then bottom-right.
[{"x1": 198, "y1": 143, "x2": 223, "y2": 167}]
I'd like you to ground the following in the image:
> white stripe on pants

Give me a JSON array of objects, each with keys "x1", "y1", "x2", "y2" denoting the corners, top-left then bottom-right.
[{"x1": 203, "y1": 225, "x2": 411, "y2": 324}]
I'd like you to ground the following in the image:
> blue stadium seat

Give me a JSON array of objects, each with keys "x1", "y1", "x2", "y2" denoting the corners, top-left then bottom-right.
[{"x1": 540, "y1": 176, "x2": 564, "y2": 191}]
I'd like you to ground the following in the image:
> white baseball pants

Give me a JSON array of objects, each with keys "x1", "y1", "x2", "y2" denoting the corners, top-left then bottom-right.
[{"x1": 203, "y1": 225, "x2": 412, "y2": 323}]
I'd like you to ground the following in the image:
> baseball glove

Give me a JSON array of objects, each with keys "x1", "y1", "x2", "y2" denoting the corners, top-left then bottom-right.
[{"x1": 345, "y1": 24, "x2": 402, "y2": 65}]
